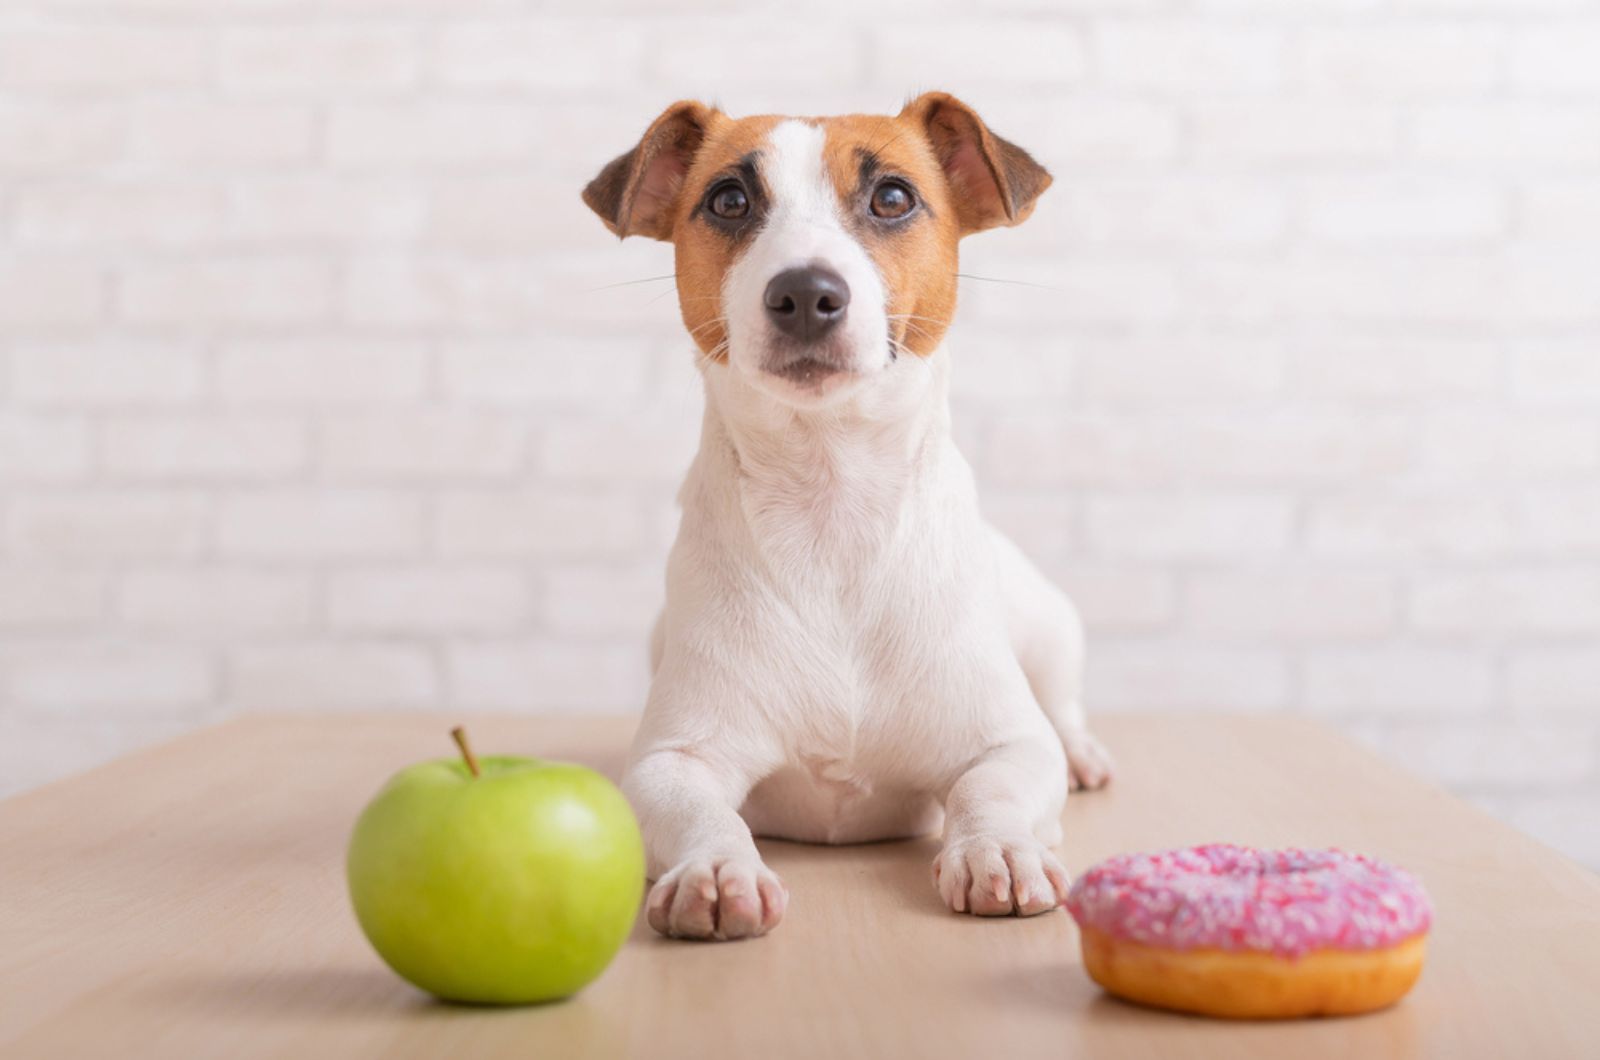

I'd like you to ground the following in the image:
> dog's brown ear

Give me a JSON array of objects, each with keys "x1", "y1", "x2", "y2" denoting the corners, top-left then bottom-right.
[
  {"x1": 901, "y1": 92, "x2": 1052, "y2": 234},
  {"x1": 582, "y1": 101, "x2": 716, "y2": 241}
]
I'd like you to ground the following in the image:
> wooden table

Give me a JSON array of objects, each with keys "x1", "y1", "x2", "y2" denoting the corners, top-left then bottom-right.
[{"x1": 3, "y1": 713, "x2": 1598, "y2": 1059}]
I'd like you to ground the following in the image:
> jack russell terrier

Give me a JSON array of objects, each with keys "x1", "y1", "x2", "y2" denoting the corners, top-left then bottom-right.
[{"x1": 582, "y1": 92, "x2": 1113, "y2": 941}]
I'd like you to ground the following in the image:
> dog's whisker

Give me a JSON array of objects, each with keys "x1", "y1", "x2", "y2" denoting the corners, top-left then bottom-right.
[
  {"x1": 685, "y1": 316, "x2": 728, "y2": 339},
  {"x1": 886, "y1": 313, "x2": 952, "y2": 329},
  {"x1": 953, "y1": 272, "x2": 1062, "y2": 292},
  {"x1": 585, "y1": 274, "x2": 677, "y2": 292}
]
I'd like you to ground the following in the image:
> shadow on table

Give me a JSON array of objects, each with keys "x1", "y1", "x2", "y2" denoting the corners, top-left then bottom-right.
[{"x1": 981, "y1": 960, "x2": 1426, "y2": 1057}]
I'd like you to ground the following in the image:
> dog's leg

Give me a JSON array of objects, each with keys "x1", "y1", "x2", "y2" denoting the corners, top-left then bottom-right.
[
  {"x1": 624, "y1": 748, "x2": 786, "y2": 941},
  {"x1": 933, "y1": 737, "x2": 1072, "y2": 916},
  {"x1": 992, "y1": 528, "x2": 1114, "y2": 791}
]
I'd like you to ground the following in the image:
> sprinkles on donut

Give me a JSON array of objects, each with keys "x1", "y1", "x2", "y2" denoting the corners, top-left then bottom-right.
[{"x1": 1066, "y1": 844, "x2": 1433, "y2": 1019}]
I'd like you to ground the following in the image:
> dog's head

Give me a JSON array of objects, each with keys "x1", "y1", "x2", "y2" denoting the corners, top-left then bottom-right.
[{"x1": 582, "y1": 94, "x2": 1051, "y2": 408}]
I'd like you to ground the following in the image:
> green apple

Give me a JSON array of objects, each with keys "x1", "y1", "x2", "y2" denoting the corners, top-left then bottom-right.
[{"x1": 347, "y1": 727, "x2": 645, "y2": 1004}]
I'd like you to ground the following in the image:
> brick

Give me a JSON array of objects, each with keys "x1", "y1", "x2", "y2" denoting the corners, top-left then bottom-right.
[
  {"x1": 1522, "y1": 179, "x2": 1600, "y2": 245},
  {"x1": 228, "y1": 642, "x2": 438, "y2": 710},
  {"x1": 1186, "y1": 571, "x2": 1397, "y2": 640},
  {"x1": 102, "y1": 416, "x2": 307, "y2": 481},
  {"x1": 1054, "y1": 179, "x2": 1290, "y2": 246},
  {"x1": 1290, "y1": 336, "x2": 1499, "y2": 400},
  {"x1": 983, "y1": 493, "x2": 1077, "y2": 564},
  {"x1": 1308, "y1": 497, "x2": 1512, "y2": 559},
  {"x1": 323, "y1": 413, "x2": 527, "y2": 480},
  {"x1": 0, "y1": 414, "x2": 92, "y2": 481},
  {"x1": 1304, "y1": 647, "x2": 1496, "y2": 715},
  {"x1": 874, "y1": 21, "x2": 1087, "y2": 88},
  {"x1": 1502, "y1": 254, "x2": 1600, "y2": 324},
  {"x1": 647, "y1": 21, "x2": 860, "y2": 89},
  {"x1": 1410, "y1": 569, "x2": 1600, "y2": 636},
  {"x1": 989, "y1": 414, "x2": 1409, "y2": 486},
  {"x1": 1509, "y1": 23, "x2": 1600, "y2": 93},
  {"x1": 0, "y1": 27, "x2": 207, "y2": 92},
  {"x1": 16, "y1": 183, "x2": 224, "y2": 247},
  {"x1": 1001, "y1": 99, "x2": 1180, "y2": 165},
  {"x1": 436, "y1": 490, "x2": 642, "y2": 559},
  {"x1": 217, "y1": 338, "x2": 429, "y2": 406},
  {"x1": 440, "y1": 338, "x2": 652, "y2": 408},
  {"x1": 1086, "y1": 643, "x2": 1291, "y2": 712},
  {"x1": 328, "y1": 567, "x2": 530, "y2": 633},
  {"x1": 343, "y1": 257, "x2": 541, "y2": 328},
  {"x1": 447, "y1": 639, "x2": 647, "y2": 711},
  {"x1": 1353, "y1": 721, "x2": 1596, "y2": 788},
  {"x1": 1414, "y1": 104, "x2": 1600, "y2": 164},
  {"x1": 118, "y1": 569, "x2": 313, "y2": 631},
  {"x1": 1515, "y1": 489, "x2": 1600, "y2": 552},
  {"x1": 1085, "y1": 495, "x2": 1295, "y2": 558},
  {"x1": 1301, "y1": 25, "x2": 1501, "y2": 96},
  {"x1": 537, "y1": 247, "x2": 699, "y2": 330},
  {"x1": 1055, "y1": 568, "x2": 1176, "y2": 634},
  {"x1": 1, "y1": 641, "x2": 213, "y2": 713},
  {"x1": 10, "y1": 341, "x2": 204, "y2": 407},
  {"x1": 958, "y1": 256, "x2": 1182, "y2": 325},
  {"x1": 1508, "y1": 648, "x2": 1600, "y2": 715},
  {"x1": 327, "y1": 103, "x2": 540, "y2": 168},
  {"x1": 0, "y1": 569, "x2": 105, "y2": 629},
  {"x1": 1191, "y1": 102, "x2": 1399, "y2": 162},
  {"x1": 226, "y1": 178, "x2": 426, "y2": 242},
  {"x1": 1418, "y1": 412, "x2": 1599, "y2": 479},
  {"x1": 948, "y1": 332, "x2": 1077, "y2": 405},
  {"x1": 216, "y1": 491, "x2": 425, "y2": 560},
  {"x1": 118, "y1": 259, "x2": 334, "y2": 326},
  {"x1": 1216, "y1": 255, "x2": 1597, "y2": 326},
  {"x1": 1078, "y1": 337, "x2": 1284, "y2": 406},
  {"x1": 427, "y1": 177, "x2": 609, "y2": 250},
  {"x1": 542, "y1": 565, "x2": 663, "y2": 637},
  {"x1": 1303, "y1": 178, "x2": 1506, "y2": 245},
  {"x1": 1095, "y1": 21, "x2": 1285, "y2": 91},
  {"x1": 219, "y1": 26, "x2": 418, "y2": 94},
  {"x1": 0, "y1": 261, "x2": 103, "y2": 327},
  {"x1": 1511, "y1": 340, "x2": 1600, "y2": 406},
  {"x1": 1399, "y1": 0, "x2": 1591, "y2": 9},
  {"x1": 130, "y1": 101, "x2": 315, "y2": 166},
  {"x1": 540, "y1": 416, "x2": 698, "y2": 482},
  {"x1": 0, "y1": 102, "x2": 122, "y2": 175},
  {"x1": 437, "y1": 19, "x2": 647, "y2": 90},
  {"x1": 7, "y1": 492, "x2": 209, "y2": 560}
]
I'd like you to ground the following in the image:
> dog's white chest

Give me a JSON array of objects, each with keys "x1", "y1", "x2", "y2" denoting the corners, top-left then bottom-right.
[{"x1": 801, "y1": 752, "x2": 873, "y2": 800}]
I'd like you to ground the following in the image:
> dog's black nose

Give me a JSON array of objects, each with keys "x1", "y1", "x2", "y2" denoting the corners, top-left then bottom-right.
[{"x1": 763, "y1": 265, "x2": 850, "y2": 341}]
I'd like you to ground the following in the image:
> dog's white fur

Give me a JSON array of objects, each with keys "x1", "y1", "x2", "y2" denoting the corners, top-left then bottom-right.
[{"x1": 621, "y1": 120, "x2": 1112, "y2": 940}]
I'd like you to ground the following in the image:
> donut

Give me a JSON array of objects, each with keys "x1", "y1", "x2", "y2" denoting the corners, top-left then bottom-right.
[{"x1": 1065, "y1": 844, "x2": 1432, "y2": 1019}]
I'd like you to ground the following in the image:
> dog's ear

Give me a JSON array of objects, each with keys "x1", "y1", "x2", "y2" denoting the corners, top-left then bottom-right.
[
  {"x1": 901, "y1": 92, "x2": 1052, "y2": 234},
  {"x1": 582, "y1": 101, "x2": 717, "y2": 241}
]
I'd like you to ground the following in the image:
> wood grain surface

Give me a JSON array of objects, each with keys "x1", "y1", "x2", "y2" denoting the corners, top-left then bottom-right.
[{"x1": 2, "y1": 712, "x2": 1597, "y2": 1059}]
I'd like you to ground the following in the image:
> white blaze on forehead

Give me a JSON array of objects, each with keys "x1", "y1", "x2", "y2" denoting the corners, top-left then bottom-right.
[
  {"x1": 762, "y1": 119, "x2": 840, "y2": 224},
  {"x1": 718, "y1": 117, "x2": 891, "y2": 399}
]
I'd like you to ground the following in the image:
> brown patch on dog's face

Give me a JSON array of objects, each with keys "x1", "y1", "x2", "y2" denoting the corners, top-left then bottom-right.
[
  {"x1": 820, "y1": 114, "x2": 961, "y2": 357},
  {"x1": 668, "y1": 114, "x2": 781, "y2": 362}
]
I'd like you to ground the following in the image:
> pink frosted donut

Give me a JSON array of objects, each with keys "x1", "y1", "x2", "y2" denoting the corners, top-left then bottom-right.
[{"x1": 1066, "y1": 844, "x2": 1433, "y2": 1019}]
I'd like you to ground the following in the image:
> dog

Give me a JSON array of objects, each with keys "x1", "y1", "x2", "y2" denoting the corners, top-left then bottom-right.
[{"x1": 582, "y1": 93, "x2": 1113, "y2": 941}]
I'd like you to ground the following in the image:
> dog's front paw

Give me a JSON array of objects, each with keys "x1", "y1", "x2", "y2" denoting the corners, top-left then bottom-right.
[
  {"x1": 645, "y1": 857, "x2": 788, "y2": 941},
  {"x1": 933, "y1": 835, "x2": 1071, "y2": 917},
  {"x1": 1063, "y1": 726, "x2": 1114, "y2": 791}
]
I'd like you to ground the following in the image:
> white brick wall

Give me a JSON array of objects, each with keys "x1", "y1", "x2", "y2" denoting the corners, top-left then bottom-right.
[{"x1": 2, "y1": 0, "x2": 1598, "y2": 869}]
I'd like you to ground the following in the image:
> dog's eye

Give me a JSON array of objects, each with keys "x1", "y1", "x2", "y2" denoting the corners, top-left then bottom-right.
[
  {"x1": 708, "y1": 183, "x2": 750, "y2": 220},
  {"x1": 870, "y1": 180, "x2": 915, "y2": 220}
]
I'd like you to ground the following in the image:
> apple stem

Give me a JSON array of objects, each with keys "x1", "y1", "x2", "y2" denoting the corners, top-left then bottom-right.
[{"x1": 450, "y1": 726, "x2": 481, "y2": 778}]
